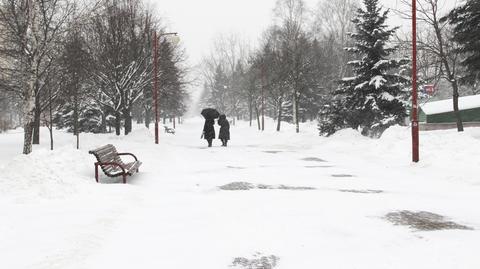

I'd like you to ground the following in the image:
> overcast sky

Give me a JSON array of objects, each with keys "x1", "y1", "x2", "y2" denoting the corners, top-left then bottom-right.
[{"x1": 150, "y1": 0, "x2": 459, "y2": 66}]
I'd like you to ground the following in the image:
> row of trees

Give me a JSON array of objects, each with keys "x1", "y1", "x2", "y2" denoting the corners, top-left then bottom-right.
[
  {"x1": 201, "y1": 0, "x2": 353, "y2": 133},
  {"x1": 200, "y1": 0, "x2": 480, "y2": 137},
  {"x1": 0, "y1": 0, "x2": 189, "y2": 153}
]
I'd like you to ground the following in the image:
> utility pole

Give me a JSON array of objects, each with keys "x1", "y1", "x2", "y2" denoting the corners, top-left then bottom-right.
[{"x1": 412, "y1": 0, "x2": 419, "y2": 162}]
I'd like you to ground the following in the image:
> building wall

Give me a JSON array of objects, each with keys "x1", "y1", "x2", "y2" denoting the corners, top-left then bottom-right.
[{"x1": 424, "y1": 107, "x2": 480, "y2": 123}]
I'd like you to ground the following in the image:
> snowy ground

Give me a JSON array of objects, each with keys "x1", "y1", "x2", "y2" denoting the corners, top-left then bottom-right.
[{"x1": 1, "y1": 118, "x2": 480, "y2": 269}]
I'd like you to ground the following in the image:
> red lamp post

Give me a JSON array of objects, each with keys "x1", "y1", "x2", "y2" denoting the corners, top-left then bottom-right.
[
  {"x1": 412, "y1": 0, "x2": 419, "y2": 162},
  {"x1": 152, "y1": 31, "x2": 179, "y2": 144}
]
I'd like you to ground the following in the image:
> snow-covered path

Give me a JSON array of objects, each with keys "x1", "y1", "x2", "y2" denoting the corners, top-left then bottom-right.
[{"x1": 1, "y1": 119, "x2": 480, "y2": 268}]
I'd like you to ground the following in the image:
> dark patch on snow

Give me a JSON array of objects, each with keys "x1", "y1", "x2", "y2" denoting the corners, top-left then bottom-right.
[
  {"x1": 331, "y1": 174, "x2": 355, "y2": 178},
  {"x1": 302, "y1": 157, "x2": 327, "y2": 162},
  {"x1": 219, "y1": 182, "x2": 255, "y2": 190},
  {"x1": 231, "y1": 253, "x2": 280, "y2": 269},
  {"x1": 385, "y1": 211, "x2": 473, "y2": 231},
  {"x1": 227, "y1": 166, "x2": 247, "y2": 170},
  {"x1": 263, "y1": 151, "x2": 283, "y2": 154},
  {"x1": 219, "y1": 182, "x2": 315, "y2": 191},
  {"x1": 339, "y1": 189, "x2": 383, "y2": 194}
]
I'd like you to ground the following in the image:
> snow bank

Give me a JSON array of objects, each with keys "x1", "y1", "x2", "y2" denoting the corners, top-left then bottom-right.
[
  {"x1": 0, "y1": 146, "x2": 96, "y2": 201},
  {"x1": 323, "y1": 124, "x2": 480, "y2": 185}
]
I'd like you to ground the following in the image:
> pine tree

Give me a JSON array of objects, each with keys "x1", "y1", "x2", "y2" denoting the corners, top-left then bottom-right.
[
  {"x1": 445, "y1": 0, "x2": 480, "y2": 85},
  {"x1": 320, "y1": 0, "x2": 409, "y2": 137}
]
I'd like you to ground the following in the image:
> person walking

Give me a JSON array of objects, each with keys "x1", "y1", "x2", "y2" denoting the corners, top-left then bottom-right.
[
  {"x1": 218, "y1": 114, "x2": 230, "y2": 147},
  {"x1": 202, "y1": 118, "x2": 215, "y2": 147}
]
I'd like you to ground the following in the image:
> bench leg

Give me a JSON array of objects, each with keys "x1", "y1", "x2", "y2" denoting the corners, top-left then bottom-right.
[
  {"x1": 95, "y1": 163, "x2": 99, "y2": 183},
  {"x1": 122, "y1": 174, "x2": 127, "y2": 184}
]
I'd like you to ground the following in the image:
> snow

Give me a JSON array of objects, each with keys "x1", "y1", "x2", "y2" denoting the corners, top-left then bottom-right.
[
  {"x1": 380, "y1": 92, "x2": 395, "y2": 101},
  {"x1": 373, "y1": 59, "x2": 390, "y2": 70},
  {"x1": 370, "y1": 75, "x2": 386, "y2": 89},
  {"x1": 421, "y1": 94, "x2": 480, "y2": 115},
  {"x1": 1, "y1": 119, "x2": 480, "y2": 268}
]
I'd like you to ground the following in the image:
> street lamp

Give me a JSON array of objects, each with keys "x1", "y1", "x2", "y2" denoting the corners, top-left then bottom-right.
[
  {"x1": 412, "y1": 0, "x2": 419, "y2": 162},
  {"x1": 153, "y1": 31, "x2": 179, "y2": 144}
]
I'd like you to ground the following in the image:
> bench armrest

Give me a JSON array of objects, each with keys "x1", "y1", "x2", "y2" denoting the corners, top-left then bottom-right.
[
  {"x1": 117, "y1": 153, "x2": 138, "y2": 162},
  {"x1": 96, "y1": 162, "x2": 126, "y2": 174}
]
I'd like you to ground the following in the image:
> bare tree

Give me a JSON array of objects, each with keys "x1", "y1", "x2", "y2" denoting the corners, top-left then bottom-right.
[
  {"x1": 273, "y1": 0, "x2": 315, "y2": 133},
  {"x1": 86, "y1": 0, "x2": 153, "y2": 135},
  {"x1": 312, "y1": 0, "x2": 359, "y2": 78},
  {"x1": 397, "y1": 0, "x2": 464, "y2": 131},
  {"x1": 0, "y1": 0, "x2": 74, "y2": 154}
]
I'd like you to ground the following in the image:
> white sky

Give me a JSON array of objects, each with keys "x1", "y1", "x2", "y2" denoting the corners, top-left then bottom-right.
[{"x1": 150, "y1": 0, "x2": 459, "y2": 66}]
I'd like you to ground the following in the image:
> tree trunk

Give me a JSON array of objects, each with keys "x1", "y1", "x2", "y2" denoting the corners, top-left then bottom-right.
[
  {"x1": 73, "y1": 87, "x2": 79, "y2": 139},
  {"x1": 49, "y1": 125, "x2": 53, "y2": 150},
  {"x1": 101, "y1": 112, "x2": 107, "y2": 133},
  {"x1": 145, "y1": 107, "x2": 151, "y2": 129},
  {"x1": 173, "y1": 116, "x2": 176, "y2": 129},
  {"x1": 276, "y1": 99, "x2": 283, "y2": 132},
  {"x1": 73, "y1": 88, "x2": 80, "y2": 149},
  {"x1": 9, "y1": 113, "x2": 13, "y2": 128},
  {"x1": 23, "y1": 121, "x2": 34, "y2": 154},
  {"x1": 452, "y1": 84, "x2": 464, "y2": 132},
  {"x1": 293, "y1": 91, "x2": 300, "y2": 133},
  {"x1": 23, "y1": 73, "x2": 36, "y2": 154},
  {"x1": 49, "y1": 87, "x2": 53, "y2": 150},
  {"x1": 124, "y1": 108, "x2": 132, "y2": 135},
  {"x1": 261, "y1": 99, "x2": 265, "y2": 131},
  {"x1": 76, "y1": 132, "x2": 79, "y2": 150},
  {"x1": 255, "y1": 103, "x2": 261, "y2": 130},
  {"x1": 249, "y1": 98, "x2": 253, "y2": 127},
  {"x1": 32, "y1": 97, "x2": 41, "y2": 144},
  {"x1": 115, "y1": 112, "x2": 121, "y2": 136},
  {"x1": 432, "y1": 18, "x2": 463, "y2": 132}
]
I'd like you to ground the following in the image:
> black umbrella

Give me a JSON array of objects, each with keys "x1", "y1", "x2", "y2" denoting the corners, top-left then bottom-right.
[{"x1": 201, "y1": 108, "x2": 220, "y2": 119}]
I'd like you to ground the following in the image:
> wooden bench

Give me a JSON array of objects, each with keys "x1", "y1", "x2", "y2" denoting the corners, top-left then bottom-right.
[
  {"x1": 88, "y1": 144, "x2": 142, "y2": 184},
  {"x1": 164, "y1": 126, "x2": 175, "y2": 134}
]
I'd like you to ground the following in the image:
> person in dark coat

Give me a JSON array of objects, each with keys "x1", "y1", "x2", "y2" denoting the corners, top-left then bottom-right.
[
  {"x1": 202, "y1": 119, "x2": 215, "y2": 147},
  {"x1": 217, "y1": 114, "x2": 230, "y2": 147}
]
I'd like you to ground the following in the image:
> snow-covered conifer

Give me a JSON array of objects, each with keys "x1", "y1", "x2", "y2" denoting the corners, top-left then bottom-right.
[{"x1": 320, "y1": 0, "x2": 409, "y2": 137}]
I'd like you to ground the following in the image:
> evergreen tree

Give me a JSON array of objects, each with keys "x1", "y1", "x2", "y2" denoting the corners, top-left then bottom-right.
[
  {"x1": 445, "y1": 0, "x2": 480, "y2": 85},
  {"x1": 320, "y1": 0, "x2": 409, "y2": 137}
]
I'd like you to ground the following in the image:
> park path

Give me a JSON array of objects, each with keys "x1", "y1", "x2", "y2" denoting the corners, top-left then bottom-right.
[
  {"x1": 2, "y1": 119, "x2": 480, "y2": 269},
  {"x1": 79, "y1": 119, "x2": 480, "y2": 269}
]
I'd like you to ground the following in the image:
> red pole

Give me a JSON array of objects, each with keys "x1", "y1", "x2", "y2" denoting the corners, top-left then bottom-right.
[
  {"x1": 153, "y1": 31, "x2": 159, "y2": 144},
  {"x1": 412, "y1": 0, "x2": 419, "y2": 162}
]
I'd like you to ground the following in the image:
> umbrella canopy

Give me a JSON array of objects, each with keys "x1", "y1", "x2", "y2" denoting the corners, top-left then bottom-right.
[{"x1": 201, "y1": 108, "x2": 220, "y2": 119}]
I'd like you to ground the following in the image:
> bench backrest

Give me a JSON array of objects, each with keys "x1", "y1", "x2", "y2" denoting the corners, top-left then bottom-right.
[{"x1": 89, "y1": 144, "x2": 124, "y2": 166}]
